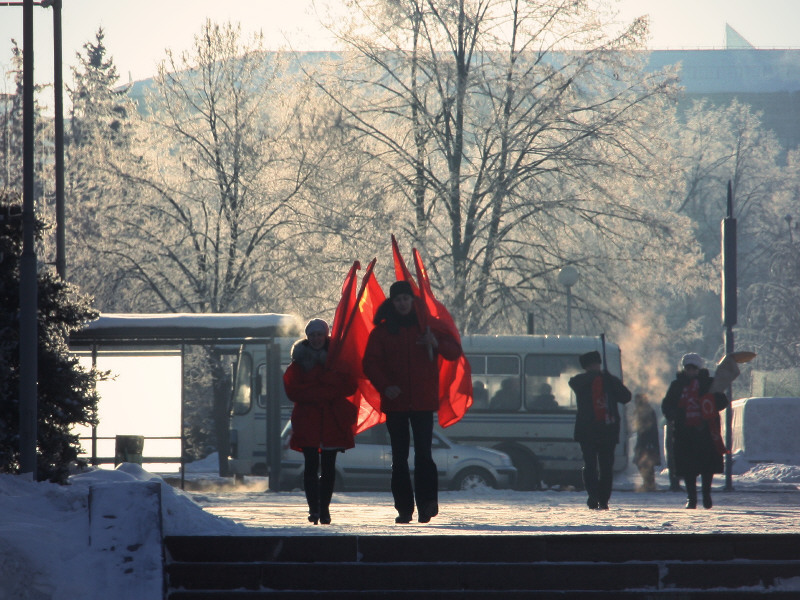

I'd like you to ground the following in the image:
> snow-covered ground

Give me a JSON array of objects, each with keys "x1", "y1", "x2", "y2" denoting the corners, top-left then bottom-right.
[{"x1": 1, "y1": 455, "x2": 799, "y2": 600}]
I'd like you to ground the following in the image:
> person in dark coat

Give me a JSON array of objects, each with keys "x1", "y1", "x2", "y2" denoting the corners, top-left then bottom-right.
[
  {"x1": 362, "y1": 280, "x2": 462, "y2": 524},
  {"x1": 283, "y1": 318, "x2": 358, "y2": 525},
  {"x1": 568, "y1": 350, "x2": 632, "y2": 509},
  {"x1": 632, "y1": 393, "x2": 661, "y2": 492},
  {"x1": 661, "y1": 353, "x2": 729, "y2": 509}
]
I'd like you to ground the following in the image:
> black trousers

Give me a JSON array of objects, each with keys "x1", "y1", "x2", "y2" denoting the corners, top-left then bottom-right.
[
  {"x1": 302, "y1": 448, "x2": 338, "y2": 516},
  {"x1": 385, "y1": 411, "x2": 438, "y2": 517},
  {"x1": 580, "y1": 440, "x2": 616, "y2": 505}
]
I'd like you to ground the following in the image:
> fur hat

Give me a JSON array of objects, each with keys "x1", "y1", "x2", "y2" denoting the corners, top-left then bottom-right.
[
  {"x1": 304, "y1": 318, "x2": 329, "y2": 336},
  {"x1": 681, "y1": 353, "x2": 704, "y2": 369},
  {"x1": 579, "y1": 350, "x2": 602, "y2": 369},
  {"x1": 389, "y1": 280, "x2": 414, "y2": 300}
]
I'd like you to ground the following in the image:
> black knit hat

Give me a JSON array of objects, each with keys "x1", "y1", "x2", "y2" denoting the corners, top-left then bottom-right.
[
  {"x1": 389, "y1": 280, "x2": 414, "y2": 299},
  {"x1": 579, "y1": 351, "x2": 602, "y2": 369}
]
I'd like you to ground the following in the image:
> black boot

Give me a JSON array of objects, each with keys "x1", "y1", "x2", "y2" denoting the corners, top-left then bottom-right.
[
  {"x1": 304, "y1": 473, "x2": 320, "y2": 524},
  {"x1": 319, "y1": 451, "x2": 336, "y2": 525},
  {"x1": 701, "y1": 474, "x2": 713, "y2": 509},
  {"x1": 685, "y1": 477, "x2": 698, "y2": 509}
]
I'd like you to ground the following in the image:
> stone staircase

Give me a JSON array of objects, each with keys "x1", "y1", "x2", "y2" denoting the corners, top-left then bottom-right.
[{"x1": 165, "y1": 533, "x2": 800, "y2": 598}]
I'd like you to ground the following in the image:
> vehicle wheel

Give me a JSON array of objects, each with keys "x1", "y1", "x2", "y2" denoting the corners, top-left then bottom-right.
[
  {"x1": 497, "y1": 445, "x2": 541, "y2": 491},
  {"x1": 452, "y1": 467, "x2": 495, "y2": 491}
]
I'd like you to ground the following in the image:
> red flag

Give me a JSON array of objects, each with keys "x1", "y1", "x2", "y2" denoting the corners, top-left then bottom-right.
[
  {"x1": 327, "y1": 261, "x2": 360, "y2": 368},
  {"x1": 391, "y1": 234, "x2": 420, "y2": 295},
  {"x1": 408, "y1": 247, "x2": 474, "y2": 427},
  {"x1": 328, "y1": 259, "x2": 386, "y2": 434},
  {"x1": 350, "y1": 263, "x2": 386, "y2": 433}
]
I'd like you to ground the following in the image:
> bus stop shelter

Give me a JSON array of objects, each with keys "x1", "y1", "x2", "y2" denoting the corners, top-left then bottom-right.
[{"x1": 68, "y1": 313, "x2": 299, "y2": 489}]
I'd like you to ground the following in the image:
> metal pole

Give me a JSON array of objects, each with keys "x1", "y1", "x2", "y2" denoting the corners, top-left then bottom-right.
[
  {"x1": 19, "y1": 0, "x2": 39, "y2": 477},
  {"x1": 90, "y1": 344, "x2": 97, "y2": 465},
  {"x1": 180, "y1": 344, "x2": 185, "y2": 491},
  {"x1": 722, "y1": 180, "x2": 737, "y2": 491},
  {"x1": 566, "y1": 288, "x2": 572, "y2": 334},
  {"x1": 52, "y1": 0, "x2": 65, "y2": 279}
]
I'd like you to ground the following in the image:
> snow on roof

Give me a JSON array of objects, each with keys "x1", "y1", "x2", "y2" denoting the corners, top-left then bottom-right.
[{"x1": 70, "y1": 313, "x2": 303, "y2": 346}]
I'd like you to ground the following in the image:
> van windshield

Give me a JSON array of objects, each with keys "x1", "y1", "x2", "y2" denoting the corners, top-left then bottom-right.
[{"x1": 232, "y1": 352, "x2": 253, "y2": 415}]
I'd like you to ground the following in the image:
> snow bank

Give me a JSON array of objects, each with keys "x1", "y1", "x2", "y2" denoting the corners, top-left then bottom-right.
[
  {"x1": 731, "y1": 397, "x2": 800, "y2": 464},
  {"x1": 0, "y1": 464, "x2": 246, "y2": 600}
]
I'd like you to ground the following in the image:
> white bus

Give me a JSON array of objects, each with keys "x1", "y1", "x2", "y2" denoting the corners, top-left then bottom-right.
[{"x1": 227, "y1": 334, "x2": 628, "y2": 490}]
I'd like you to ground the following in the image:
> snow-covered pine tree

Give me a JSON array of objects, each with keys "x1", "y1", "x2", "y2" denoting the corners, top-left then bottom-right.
[{"x1": 0, "y1": 191, "x2": 102, "y2": 483}]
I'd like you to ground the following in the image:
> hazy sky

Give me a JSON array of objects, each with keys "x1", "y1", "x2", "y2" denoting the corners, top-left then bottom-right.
[{"x1": 1, "y1": 0, "x2": 800, "y2": 93}]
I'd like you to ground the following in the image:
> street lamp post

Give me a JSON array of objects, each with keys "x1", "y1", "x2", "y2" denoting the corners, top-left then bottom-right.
[{"x1": 558, "y1": 266, "x2": 579, "y2": 334}]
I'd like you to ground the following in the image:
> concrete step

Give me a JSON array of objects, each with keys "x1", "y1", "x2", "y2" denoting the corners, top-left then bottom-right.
[
  {"x1": 165, "y1": 533, "x2": 800, "y2": 563},
  {"x1": 166, "y1": 592, "x2": 800, "y2": 599},
  {"x1": 164, "y1": 534, "x2": 800, "y2": 597}
]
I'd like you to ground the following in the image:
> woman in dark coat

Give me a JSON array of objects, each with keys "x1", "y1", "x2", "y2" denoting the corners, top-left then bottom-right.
[
  {"x1": 362, "y1": 280, "x2": 462, "y2": 524},
  {"x1": 632, "y1": 393, "x2": 661, "y2": 492},
  {"x1": 661, "y1": 353, "x2": 728, "y2": 509},
  {"x1": 283, "y1": 318, "x2": 358, "y2": 524}
]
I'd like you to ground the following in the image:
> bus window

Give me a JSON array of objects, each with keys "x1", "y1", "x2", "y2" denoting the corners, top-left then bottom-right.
[
  {"x1": 466, "y1": 354, "x2": 521, "y2": 411},
  {"x1": 232, "y1": 352, "x2": 253, "y2": 415},
  {"x1": 524, "y1": 353, "x2": 581, "y2": 410},
  {"x1": 255, "y1": 362, "x2": 293, "y2": 410}
]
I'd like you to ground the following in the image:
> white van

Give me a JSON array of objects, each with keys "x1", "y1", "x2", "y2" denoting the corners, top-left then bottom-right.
[{"x1": 731, "y1": 396, "x2": 800, "y2": 465}]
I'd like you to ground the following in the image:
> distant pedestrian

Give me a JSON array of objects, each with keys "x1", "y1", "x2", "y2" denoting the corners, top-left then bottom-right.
[
  {"x1": 283, "y1": 318, "x2": 358, "y2": 525},
  {"x1": 661, "y1": 415, "x2": 682, "y2": 491},
  {"x1": 362, "y1": 280, "x2": 463, "y2": 524},
  {"x1": 568, "y1": 350, "x2": 632, "y2": 509},
  {"x1": 632, "y1": 393, "x2": 661, "y2": 492},
  {"x1": 661, "y1": 353, "x2": 728, "y2": 509}
]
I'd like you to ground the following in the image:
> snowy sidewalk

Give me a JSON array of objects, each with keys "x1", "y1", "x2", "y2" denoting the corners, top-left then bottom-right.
[{"x1": 192, "y1": 485, "x2": 800, "y2": 536}]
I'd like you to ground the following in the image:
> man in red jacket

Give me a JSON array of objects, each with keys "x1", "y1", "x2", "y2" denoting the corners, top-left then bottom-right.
[{"x1": 363, "y1": 281, "x2": 462, "y2": 524}]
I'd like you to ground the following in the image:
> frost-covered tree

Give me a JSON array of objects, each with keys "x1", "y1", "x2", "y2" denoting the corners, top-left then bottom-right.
[
  {"x1": 312, "y1": 0, "x2": 694, "y2": 335},
  {"x1": 65, "y1": 29, "x2": 136, "y2": 293},
  {"x1": 91, "y1": 21, "x2": 323, "y2": 472},
  {"x1": 737, "y1": 147, "x2": 800, "y2": 371},
  {"x1": 664, "y1": 99, "x2": 788, "y2": 362},
  {"x1": 0, "y1": 192, "x2": 101, "y2": 483},
  {"x1": 0, "y1": 41, "x2": 52, "y2": 220}
]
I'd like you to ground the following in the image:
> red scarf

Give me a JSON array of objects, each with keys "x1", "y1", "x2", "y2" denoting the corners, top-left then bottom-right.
[
  {"x1": 591, "y1": 374, "x2": 613, "y2": 424},
  {"x1": 679, "y1": 379, "x2": 702, "y2": 427},
  {"x1": 680, "y1": 378, "x2": 727, "y2": 455}
]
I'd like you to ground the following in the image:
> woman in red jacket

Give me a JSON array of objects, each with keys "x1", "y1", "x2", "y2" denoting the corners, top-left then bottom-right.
[
  {"x1": 362, "y1": 281, "x2": 462, "y2": 524},
  {"x1": 283, "y1": 318, "x2": 357, "y2": 524}
]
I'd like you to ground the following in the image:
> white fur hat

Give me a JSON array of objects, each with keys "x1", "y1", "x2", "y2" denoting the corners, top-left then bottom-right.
[
  {"x1": 681, "y1": 353, "x2": 704, "y2": 369},
  {"x1": 304, "y1": 318, "x2": 329, "y2": 336}
]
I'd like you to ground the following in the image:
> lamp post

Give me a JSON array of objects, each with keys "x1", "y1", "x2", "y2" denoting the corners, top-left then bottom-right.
[
  {"x1": 3, "y1": 0, "x2": 64, "y2": 477},
  {"x1": 557, "y1": 266, "x2": 579, "y2": 334}
]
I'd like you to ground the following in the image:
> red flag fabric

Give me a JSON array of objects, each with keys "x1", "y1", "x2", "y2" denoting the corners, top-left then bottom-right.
[
  {"x1": 397, "y1": 246, "x2": 471, "y2": 427},
  {"x1": 391, "y1": 234, "x2": 420, "y2": 295},
  {"x1": 327, "y1": 259, "x2": 386, "y2": 434},
  {"x1": 327, "y1": 260, "x2": 360, "y2": 368}
]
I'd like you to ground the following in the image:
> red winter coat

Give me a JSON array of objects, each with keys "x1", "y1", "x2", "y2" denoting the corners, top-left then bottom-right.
[
  {"x1": 362, "y1": 312, "x2": 462, "y2": 413},
  {"x1": 283, "y1": 339, "x2": 358, "y2": 452}
]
